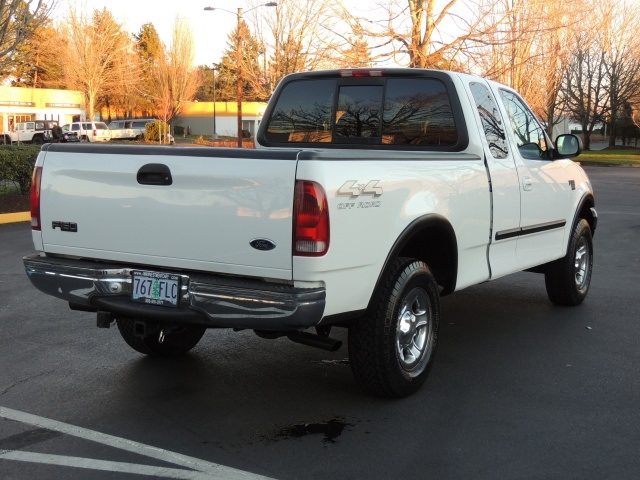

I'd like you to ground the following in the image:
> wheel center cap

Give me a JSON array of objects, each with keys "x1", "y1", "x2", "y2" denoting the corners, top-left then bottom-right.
[{"x1": 399, "y1": 311, "x2": 415, "y2": 334}]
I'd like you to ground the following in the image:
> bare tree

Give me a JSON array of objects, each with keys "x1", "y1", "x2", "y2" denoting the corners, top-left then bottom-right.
[
  {"x1": 337, "y1": 0, "x2": 502, "y2": 69},
  {"x1": 145, "y1": 18, "x2": 200, "y2": 124},
  {"x1": 477, "y1": 0, "x2": 585, "y2": 138},
  {"x1": 602, "y1": 0, "x2": 640, "y2": 146},
  {"x1": 247, "y1": 0, "x2": 339, "y2": 94},
  {"x1": 562, "y1": 30, "x2": 609, "y2": 151},
  {"x1": 0, "y1": 0, "x2": 56, "y2": 74},
  {"x1": 59, "y1": 7, "x2": 131, "y2": 121}
]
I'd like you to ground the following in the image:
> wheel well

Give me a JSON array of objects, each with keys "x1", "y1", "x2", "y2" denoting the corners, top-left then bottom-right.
[
  {"x1": 369, "y1": 216, "x2": 458, "y2": 308},
  {"x1": 578, "y1": 196, "x2": 596, "y2": 236},
  {"x1": 397, "y1": 224, "x2": 457, "y2": 295}
]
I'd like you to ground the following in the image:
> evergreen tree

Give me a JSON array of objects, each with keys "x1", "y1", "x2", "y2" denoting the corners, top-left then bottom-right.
[
  {"x1": 216, "y1": 20, "x2": 265, "y2": 102},
  {"x1": 134, "y1": 23, "x2": 165, "y2": 115},
  {"x1": 8, "y1": 21, "x2": 65, "y2": 88}
]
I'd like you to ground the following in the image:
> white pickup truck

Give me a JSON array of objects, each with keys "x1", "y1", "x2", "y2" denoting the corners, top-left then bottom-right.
[{"x1": 23, "y1": 69, "x2": 597, "y2": 397}]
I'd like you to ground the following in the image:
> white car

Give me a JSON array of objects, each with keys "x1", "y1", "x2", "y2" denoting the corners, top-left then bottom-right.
[
  {"x1": 65, "y1": 122, "x2": 111, "y2": 142},
  {"x1": 108, "y1": 118, "x2": 154, "y2": 140}
]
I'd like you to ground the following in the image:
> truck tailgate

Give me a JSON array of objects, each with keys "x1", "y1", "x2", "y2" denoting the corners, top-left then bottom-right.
[{"x1": 37, "y1": 145, "x2": 299, "y2": 280}]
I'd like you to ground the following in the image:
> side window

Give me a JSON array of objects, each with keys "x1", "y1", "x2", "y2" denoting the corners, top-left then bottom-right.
[
  {"x1": 470, "y1": 82, "x2": 508, "y2": 159},
  {"x1": 383, "y1": 78, "x2": 458, "y2": 146},
  {"x1": 335, "y1": 85, "x2": 383, "y2": 139},
  {"x1": 499, "y1": 90, "x2": 548, "y2": 159},
  {"x1": 124, "y1": 121, "x2": 132, "y2": 128}
]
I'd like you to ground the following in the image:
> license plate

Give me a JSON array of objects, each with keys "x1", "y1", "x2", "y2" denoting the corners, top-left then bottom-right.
[{"x1": 131, "y1": 271, "x2": 180, "y2": 307}]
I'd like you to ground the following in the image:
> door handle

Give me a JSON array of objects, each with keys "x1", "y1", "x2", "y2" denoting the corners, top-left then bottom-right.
[
  {"x1": 522, "y1": 176, "x2": 533, "y2": 191},
  {"x1": 137, "y1": 163, "x2": 172, "y2": 186}
]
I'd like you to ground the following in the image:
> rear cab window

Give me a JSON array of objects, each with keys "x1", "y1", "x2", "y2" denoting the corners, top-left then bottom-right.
[{"x1": 260, "y1": 70, "x2": 467, "y2": 151}]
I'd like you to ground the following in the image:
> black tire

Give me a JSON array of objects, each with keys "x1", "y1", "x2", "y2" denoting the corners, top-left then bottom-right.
[
  {"x1": 348, "y1": 257, "x2": 440, "y2": 397},
  {"x1": 51, "y1": 126, "x2": 63, "y2": 140},
  {"x1": 545, "y1": 219, "x2": 593, "y2": 306},
  {"x1": 32, "y1": 135, "x2": 44, "y2": 145},
  {"x1": 116, "y1": 318, "x2": 206, "y2": 357}
]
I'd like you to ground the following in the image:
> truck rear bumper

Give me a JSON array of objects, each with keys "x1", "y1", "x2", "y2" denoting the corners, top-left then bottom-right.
[{"x1": 23, "y1": 255, "x2": 325, "y2": 330}]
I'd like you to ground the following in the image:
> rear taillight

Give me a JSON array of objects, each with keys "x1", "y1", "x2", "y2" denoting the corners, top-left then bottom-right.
[
  {"x1": 293, "y1": 180, "x2": 329, "y2": 256},
  {"x1": 30, "y1": 166, "x2": 42, "y2": 231},
  {"x1": 93, "y1": 129, "x2": 97, "y2": 137}
]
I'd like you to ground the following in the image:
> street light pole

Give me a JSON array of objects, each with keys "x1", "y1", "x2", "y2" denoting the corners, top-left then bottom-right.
[
  {"x1": 212, "y1": 63, "x2": 218, "y2": 140},
  {"x1": 204, "y1": 2, "x2": 277, "y2": 148},
  {"x1": 236, "y1": 7, "x2": 243, "y2": 147}
]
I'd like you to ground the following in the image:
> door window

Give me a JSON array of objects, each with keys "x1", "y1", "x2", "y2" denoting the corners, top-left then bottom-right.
[{"x1": 499, "y1": 90, "x2": 548, "y2": 159}]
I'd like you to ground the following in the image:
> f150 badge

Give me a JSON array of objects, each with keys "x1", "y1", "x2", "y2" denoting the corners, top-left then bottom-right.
[{"x1": 337, "y1": 180, "x2": 383, "y2": 211}]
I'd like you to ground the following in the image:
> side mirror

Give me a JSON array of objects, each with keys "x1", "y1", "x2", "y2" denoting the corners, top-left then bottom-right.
[{"x1": 555, "y1": 134, "x2": 582, "y2": 158}]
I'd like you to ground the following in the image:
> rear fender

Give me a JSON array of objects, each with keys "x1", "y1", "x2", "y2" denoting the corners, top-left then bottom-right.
[{"x1": 368, "y1": 215, "x2": 458, "y2": 311}]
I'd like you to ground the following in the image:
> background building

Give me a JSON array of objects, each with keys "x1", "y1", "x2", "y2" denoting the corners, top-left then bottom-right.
[
  {"x1": 0, "y1": 87, "x2": 85, "y2": 132},
  {"x1": 173, "y1": 101, "x2": 268, "y2": 138}
]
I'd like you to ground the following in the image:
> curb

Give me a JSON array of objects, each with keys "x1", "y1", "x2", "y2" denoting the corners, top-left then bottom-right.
[{"x1": 0, "y1": 212, "x2": 30, "y2": 225}]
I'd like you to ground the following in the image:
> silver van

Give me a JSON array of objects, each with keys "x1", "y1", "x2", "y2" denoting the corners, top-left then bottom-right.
[{"x1": 108, "y1": 119, "x2": 155, "y2": 140}]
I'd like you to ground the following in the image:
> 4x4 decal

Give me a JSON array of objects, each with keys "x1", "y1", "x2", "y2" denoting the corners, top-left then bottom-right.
[{"x1": 337, "y1": 180, "x2": 383, "y2": 198}]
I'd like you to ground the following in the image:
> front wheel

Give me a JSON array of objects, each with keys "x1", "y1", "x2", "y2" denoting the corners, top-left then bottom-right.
[
  {"x1": 544, "y1": 219, "x2": 593, "y2": 306},
  {"x1": 348, "y1": 257, "x2": 440, "y2": 397},
  {"x1": 116, "y1": 318, "x2": 206, "y2": 357}
]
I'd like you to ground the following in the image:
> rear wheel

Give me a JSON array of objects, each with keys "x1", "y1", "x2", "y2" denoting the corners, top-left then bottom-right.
[
  {"x1": 32, "y1": 135, "x2": 44, "y2": 144},
  {"x1": 116, "y1": 318, "x2": 206, "y2": 357},
  {"x1": 349, "y1": 257, "x2": 440, "y2": 397},
  {"x1": 545, "y1": 219, "x2": 593, "y2": 306}
]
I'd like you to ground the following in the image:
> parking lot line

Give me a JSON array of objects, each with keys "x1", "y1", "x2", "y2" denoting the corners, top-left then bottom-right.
[
  {"x1": 0, "y1": 212, "x2": 29, "y2": 224},
  {"x1": 0, "y1": 406, "x2": 273, "y2": 480},
  {"x1": 0, "y1": 450, "x2": 218, "y2": 479}
]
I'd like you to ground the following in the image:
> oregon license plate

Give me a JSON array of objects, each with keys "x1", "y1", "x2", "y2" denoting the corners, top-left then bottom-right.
[{"x1": 131, "y1": 271, "x2": 180, "y2": 307}]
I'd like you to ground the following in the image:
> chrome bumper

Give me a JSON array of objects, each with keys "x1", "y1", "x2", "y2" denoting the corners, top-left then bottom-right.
[{"x1": 23, "y1": 255, "x2": 325, "y2": 330}]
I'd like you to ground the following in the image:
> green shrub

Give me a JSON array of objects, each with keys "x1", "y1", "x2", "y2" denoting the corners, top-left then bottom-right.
[
  {"x1": 0, "y1": 145, "x2": 40, "y2": 194},
  {"x1": 144, "y1": 120, "x2": 172, "y2": 143},
  {"x1": 173, "y1": 125, "x2": 184, "y2": 135}
]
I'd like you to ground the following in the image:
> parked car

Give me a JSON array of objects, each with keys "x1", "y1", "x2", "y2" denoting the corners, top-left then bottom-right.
[
  {"x1": 66, "y1": 122, "x2": 111, "y2": 142},
  {"x1": 5, "y1": 120, "x2": 54, "y2": 144},
  {"x1": 108, "y1": 118, "x2": 155, "y2": 140}
]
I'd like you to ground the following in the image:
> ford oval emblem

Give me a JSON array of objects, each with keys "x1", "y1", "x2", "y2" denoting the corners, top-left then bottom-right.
[{"x1": 250, "y1": 238, "x2": 276, "y2": 251}]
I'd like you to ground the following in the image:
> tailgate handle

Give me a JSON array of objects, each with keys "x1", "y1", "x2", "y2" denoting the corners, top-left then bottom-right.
[{"x1": 137, "y1": 163, "x2": 173, "y2": 186}]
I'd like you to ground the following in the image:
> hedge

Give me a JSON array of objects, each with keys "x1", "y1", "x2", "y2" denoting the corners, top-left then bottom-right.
[{"x1": 0, "y1": 145, "x2": 40, "y2": 195}]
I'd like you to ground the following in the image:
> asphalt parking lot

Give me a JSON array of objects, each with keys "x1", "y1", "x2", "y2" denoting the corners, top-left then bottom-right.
[{"x1": 1, "y1": 166, "x2": 639, "y2": 479}]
